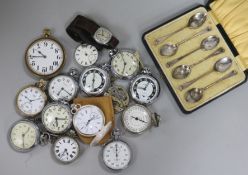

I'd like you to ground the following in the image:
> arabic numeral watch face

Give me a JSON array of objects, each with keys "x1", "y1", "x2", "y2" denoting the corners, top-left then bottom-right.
[
  {"x1": 42, "y1": 103, "x2": 72, "y2": 134},
  {"x1": 74, "y1": 44, "x2": 98, "y2": 67},
  {"x1": 73, "y1": 105, "x2": 105, "y2": 136},
  {"x1": 122, "y1": 104, "x2": 152, "y2": 134},
  {"x1": 16, "y1": 86, "x2": 47, "y2": 117},
  {"x1": 79, "y1": 67, "x2": 110, "y2": 96},
  {"x1": 111, "y1": 50, "x2": 140, "y2": 79},
  {"x1": 130, "y1": 74, "x2": 160, "y2": 104},
  {"x1": 25, "y1": 36, "x2": 64, "y2": 77},
  {"x1": 93, "y1": 27, "x2": 112, "y2": 45},
  {"x1": 103, "y1": 140, "x2": 131, "y2": 170},
  {"x1": 9, "y1": 120, "x2": 40, "y2": 152},
  {"x1": 53, "y1": 136, "x2": 80, "y2": 164},
  {"x1": 48, "y1": 75, "x2": 78, "y2": 101}
]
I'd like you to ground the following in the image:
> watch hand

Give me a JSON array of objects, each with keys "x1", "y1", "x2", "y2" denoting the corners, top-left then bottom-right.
[
  {"x1": 30, "y1": 97, "x2": 42, "y2": 102},
  {"x1": 24, "y1": 95, "x2": 32, "y2": 102},
  {"x1": 23, "y1": 127, "x2": 30, "y2": 136},
  {"x1": 22, "y1": 134, "x2": 25, "y2": 148},
  {"x1": 37, "y1": 51, "x2": 47, "y2": 58},
  {"x1": 137, "y1": 86, "x2": 145, "y2": 90},
  {"x1": 92, "y1": 71, "x2": 96, "y2": 90},
  {"x1": 30, "y1": 55, "x2": 46, "y2": 58},
  {"x1": 56, "y1": 117, "x2": 67, "y2": 120},
  {"x1": 62, "y1": 88, "x2": 72, "y2": 96},
  {"x1": 115, "y1": 143, "x2": 118, "y2": 158},
  {"x1": 61, "y1": 149, "x2": 67, "y2": 157},
  {"x1": 55, "y1": 117, "x2": 59, "y2": 127},
  {"x1": 144, "y1": 81, "x2": 150, "y2": 90},
  {"x1": 57, "y1": 88, "x2": 63, "y2": 96},
  {"x1": 131, "y1": 116, "x2": 147, "y2": 123}
]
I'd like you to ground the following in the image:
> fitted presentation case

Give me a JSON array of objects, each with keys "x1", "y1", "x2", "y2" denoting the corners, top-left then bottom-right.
[{"x1": 142, "y1": 0, "x2": 248, "y2": 113}]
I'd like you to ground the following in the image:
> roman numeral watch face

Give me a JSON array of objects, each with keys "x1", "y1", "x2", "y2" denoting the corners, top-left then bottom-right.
[
  {"x1": 53, "y1": 136, "x2": 80, "y2": 164},
  {"x1": 25, "y1": 29, "x2": 65, "y2": 78}
]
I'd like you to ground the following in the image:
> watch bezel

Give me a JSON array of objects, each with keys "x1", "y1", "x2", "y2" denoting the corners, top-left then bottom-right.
[{"x1": 93, "y1": 27, "x2": 112, "y2": 45}]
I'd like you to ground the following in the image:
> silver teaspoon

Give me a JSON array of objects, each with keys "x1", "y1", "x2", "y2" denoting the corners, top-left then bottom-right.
[
  {"x1": 166, "y1": 35, "x2": 220, "y2": 68},
  {"x1": 172, "y1": 47, "x2": 225, "y2": 79},
  {"x1": 160, "y1": 27, "x2": 211, "y2": 56},
  {"x1": 178, "y1": 57, "x2": 232, "y2": 91},
  {"x1": 185, "y1": 70, "x2": 238, "y2": 103},
  {"x1": 154, "y1": 12, "x2": 207, "y2": 45}
]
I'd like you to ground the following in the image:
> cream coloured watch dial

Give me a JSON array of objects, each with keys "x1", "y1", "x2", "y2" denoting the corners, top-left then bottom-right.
[{"x1": 93, "y1": 27, "x2": 112, "y2": 45}]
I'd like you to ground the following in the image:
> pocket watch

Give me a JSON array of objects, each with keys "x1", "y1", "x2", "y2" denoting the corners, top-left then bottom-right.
[
  {"x1": 122, "y1": 104, "x2": 160, "y2": 134},
  {"x1": 25, "y1": 29, "x2": 65, "y2": 78},
  {"x1": 42, "y1": 102, "x2": 72, "y2": 134},
  {"x1": 74, "y1": 44, "x2": 99, "y2": 67},
  {"x1": 16, "y1": 80, "x2": 47, "y2": 117},
  {"x1": 72, "y1": 104, "x2": 105, "y2": 137},
  {"x1": 8, "y1": 120, "x2": 40, "y2": 152},
  {"x1": 47, "y1": 69, "x2": 79, "y2": 102},
  {"x1": 53, "y1": 136, "x2": 80, "y2": 164},
  {"x1": 101, "y1": 129, "x2": 132, "y2": 171},
  {"x1": 79, "y1": 66, "x2": 110, "y2": 96},
  {"x1": 109, "y1": 49, "x2": 141, "y2": 79},
  {"x1": 130, "y1": 68, "x2": 160, "y2": 104},
  {"x1": 104, "y1": 85, "x2": 129, "y2": 113}
]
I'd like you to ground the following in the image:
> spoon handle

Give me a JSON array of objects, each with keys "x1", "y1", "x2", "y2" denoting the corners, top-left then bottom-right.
[
  {"x1": 154, "y1": 26, "x2": 187, "y2": 45},
  {"x1": 177, "y1": 27, "x2": 211, "y2": 46},
  {"x1": 166, "y1": 47, "x2": 200, "y2": 68},
  {"x1": 190, "y1": 47, "x2": 225, "y2": 68},
  {"x1": 178, "y1": 69, "x2": 213, "y2": 91},
  {"x1": 203, "y1": 70, "x2": 238, "y2": 91}
]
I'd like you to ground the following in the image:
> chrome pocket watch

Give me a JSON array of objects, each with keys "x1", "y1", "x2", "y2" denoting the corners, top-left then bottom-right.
[
  {"x1": 79, "y1": 66, "x2": 110, "y2": 96},
  {"x1": 8, "y1": 120, "x2": 40, "y2": 152},
  {"x1": 101, "y1": 129, "x2": 132, "y2": 171},
  {"x1": 130, "y1": 68, "x2": 160, "y2": 104},
  {"x1": 109, "y1": 49, "x2": 141, "y2": 79},
  {"x1": 122, "y1": 104, "x2": 160, "y2": 134},
  {"x1": 25, "y1": 29, "x2": 65, "y2": 78},
  {"x1": 47, "y1": 68, "x2": 79, "y2": 102},
  {"x1": 72, "y1": 104, "x2": 105, "y2": 137},
  {"x1": 16, "y1": 80, "x2": 47, "y2": 117},
  {"x1": 41, "y1": 102, "x2": 72, "y2": 134}
]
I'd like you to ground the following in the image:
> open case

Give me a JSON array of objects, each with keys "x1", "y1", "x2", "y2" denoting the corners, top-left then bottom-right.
[{"x1": 142, "y1": 0, "x2": 248, "y2": 113}]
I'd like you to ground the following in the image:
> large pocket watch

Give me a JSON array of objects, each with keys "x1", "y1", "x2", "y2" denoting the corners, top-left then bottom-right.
[
  {"x1": 101, "y1": 129, "x2": 132, "y2": 171},
  {"x1": 79, "y1": 66, "x2": 110, "y2": 96},
  {"x1": 122, "y1": 104, "x2": 160, "y2": 134},
  {"x1": 47, "y1": 68, "x2": 79, "y2": 102},
  {"x1": 109, "y1": 49, "x2": 141, "y2": 79},
  {"x1": 16, "y1": 79, "x2": 47, "y2": 117},
  {"x1": 130, "y1": 67, "x2": 160, "y2": 104},
  {"x1": 25, "y1": 29, "x2": 65, "y2": 78}
]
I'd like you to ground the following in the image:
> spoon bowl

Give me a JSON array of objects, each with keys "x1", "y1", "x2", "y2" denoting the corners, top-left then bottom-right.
[
  {"x1": 201, "y1": 35, "x2": 219, "y2": 50},
  {"x1": 188, "y1": 12, "x2": 207, "y2": 29},
  {"x1": 160, "y1": 43, "x2": 178, "y2": 56},
  {"x1": 214, "y1": 57, "x2": 232, "y2": 72},
  {"x1": 172, "y1": 65, "x2": 191, "y2": 79},
  {"x1": 185, "y1": 88, "x2": 204, "y2": 103}
]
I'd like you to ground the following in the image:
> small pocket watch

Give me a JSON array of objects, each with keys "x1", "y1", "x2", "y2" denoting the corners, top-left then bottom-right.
[
  {"x1": 16, "y1": 80, "x2": 47, "y2": 117},
  {"x1": 25, "y1": 29, "x2": 65, "y2": 78},
  {"x1": 101, "y1": 129, "x2": 132, "y2": 171},
  {"x1": 9, "y1": 120, "x2": 40, "y2": 152},
  {"x1": 130, "y1": 68, "x2": 160, "y2": 104},
  {"x1": 74, "y1": 44, "x2": 99, "y2": 67},
  {"x1": 42, "y1": 102, "x2": 72, "y2": 134},
  {"x1": 109, "y1": 49, "x2": 141, "y2": 79},
  {"x1": 53, "y1": 136, "x2": 80, "y2": 164},
  {"x1": 47, "y1": 69, "x2": 79, "y2": 102},
  {"x1": 72, "y1": 104, "x2": 105, "y2": 137},
  {"x1": 122, "y1": 104, "x2": 160, "y2": 134},
  {"x1": 79, "y1": 66, "x2": 110, "y2": 96}
]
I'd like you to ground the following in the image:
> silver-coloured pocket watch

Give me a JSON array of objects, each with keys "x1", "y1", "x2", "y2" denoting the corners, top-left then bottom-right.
[
  {"x1": 130, "y1": 68, "x2": 160, "y2": 104},
  {"x1": 9, "y1": 120, "x2": 40, "y2": 152},
  {"x1": 74, "y1": 44, "x2": 99, "y2": 67},
  {"x1": 16, "y1": 80, "x2": 47, "y2": 117},
  {"x1": 42, "y1": 102, "x2": 73, "y2": 134},
  {"x1": 79, "y1": 66, "x2": 110, "y2": 96},
  {"x1": 109, "y1": 49, "x2": 141, "y2": 79},
  {"x1": 101, "y1": 129, "x2": 132, "y2": 171},
  {"x1": 47, "y1": 68, "x2": 79, "y2": 102},
  {"x1": 53, "y1": 136, "x2": 80, "y2": 164},
  {"x1": 122, "y1": 104, "x2": 160, "y2": 134}
]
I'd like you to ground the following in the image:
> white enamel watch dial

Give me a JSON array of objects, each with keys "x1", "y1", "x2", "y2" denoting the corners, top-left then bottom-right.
[
  {"x1": 53, "y1": 136, "x2": 80, "y2": 164},
  {"x1": 79, "y1": 66, "x2": 110, "y2": 96},
  {"x1": 73, "y1": 105, "x2": 105, "y2": 136},
  {"x1": 42, "y1": 103, "x2": 72, "y2": 134},
  {"x1": 25, "y1": 30, "x2": 65, "y2": 77},
  {"x1": 93, "y1": 27, "x2": 112, "y2": 45},
  {"x1": 48, "y1": 75, "x2": 78, "y2": 101},
  {"x1": 130, "y1": 74, "x2": 160, "y2": 104},
  {"x1": 16, "y1": 86, "x2": 47, "y2": 117},
  {"x1": 122, "y1": 104, "x2": 152, "y2": 134},
  {"x1": 74, "y1": 44, "x2": 98, "y2": 67},
  {"x1": 110, "y1": 50, "x2": 140, "y2": 79},
  {"x1": 103, "y1": 140, "x2": 131, "y2": 170},
  {"x1": 9, "y1": 120, "x2": 40, "y2": 152}
]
